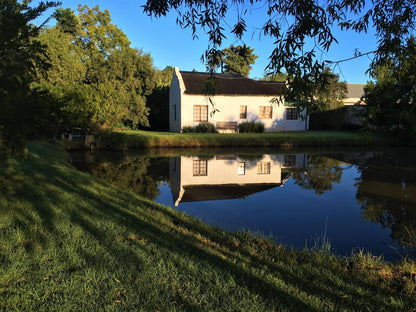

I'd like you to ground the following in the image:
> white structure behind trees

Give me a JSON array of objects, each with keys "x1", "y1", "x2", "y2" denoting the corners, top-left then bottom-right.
[{"x1": 344, "y1": 84, "x2": 365, "y2": 105}]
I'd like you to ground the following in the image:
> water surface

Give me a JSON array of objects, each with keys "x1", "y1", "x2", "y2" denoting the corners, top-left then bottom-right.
[{"x1": 71, "y1": 147, "x2": 416, "y2": 260}]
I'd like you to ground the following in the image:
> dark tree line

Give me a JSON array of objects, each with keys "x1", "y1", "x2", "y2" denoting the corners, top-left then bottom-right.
[
  {"x1": 0, "y1": 0, "x2": 59, "y2": 154},
  {"x1": 0, "y1": 1, "x2": 173, "y2": 154}
]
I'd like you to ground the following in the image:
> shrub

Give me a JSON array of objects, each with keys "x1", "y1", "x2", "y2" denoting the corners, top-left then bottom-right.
[
  {"x1": 238, "y1": 121, "x2": 265, "y2": 133},
  {"x1": 195, "y1": 123, "x2": 217, "y2": 133},
  {"x1": 182, "y1": 123, "x2": 217, "y2": 133},
  {"x1": 182, "y1": 126, "x2": 194, "y2": 133}
]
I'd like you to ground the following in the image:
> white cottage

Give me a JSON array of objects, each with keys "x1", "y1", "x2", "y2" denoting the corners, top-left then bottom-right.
[{"x1": 169, "y1": 67, "x2": 308, "y2": 132}]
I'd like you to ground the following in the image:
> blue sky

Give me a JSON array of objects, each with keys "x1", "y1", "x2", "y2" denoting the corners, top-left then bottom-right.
[{"x1": 37, "y1": 0, "x2": 378, "y2": 83}]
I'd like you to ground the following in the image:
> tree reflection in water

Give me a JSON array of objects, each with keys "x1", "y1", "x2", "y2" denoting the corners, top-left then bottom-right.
[
  {"x1": 77, "y1": 156, "x2": 169, "y2": 200},
  {"x1": 354, "y1": 152, "x2": 416, "y2": 248},
  {"x1": 292, "y1": 155, "x2": 343, "y2": 195}
]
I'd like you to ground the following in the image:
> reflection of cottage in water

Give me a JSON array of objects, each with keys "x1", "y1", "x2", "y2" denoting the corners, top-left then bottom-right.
[{"x1": 170, "y1": 154, "x2": 306, "y2": 206}]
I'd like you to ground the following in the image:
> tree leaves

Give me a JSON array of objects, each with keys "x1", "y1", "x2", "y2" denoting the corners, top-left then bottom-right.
[
  {"x1": 0, "y1": 0, "x2": 59, "y2": 152},
  {"x1": 36, "y1": 5, "x2": 156, "y2": 129},
  {"x1": 222, "y1": 44, "x2": 258, "y2": 77},
  {"x1": 143, "y1": 0, "x2": 416, "y2": 117},
  {"x1": 365, "y1": 36, "x2": 416, "y2": 135}
]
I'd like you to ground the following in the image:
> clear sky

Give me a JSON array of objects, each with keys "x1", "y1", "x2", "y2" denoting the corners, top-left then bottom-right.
[{"x1": 36, "y1": 0, "x2": 378, "y2": 83}]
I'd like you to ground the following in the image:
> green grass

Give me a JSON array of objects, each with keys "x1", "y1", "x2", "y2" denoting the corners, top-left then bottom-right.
[
  {"x1": 89, "y1": 130, "x2": 391, "y2": 150},
  {"x1": 1, "y1": 142, "x2": 416, "y2": 311}
]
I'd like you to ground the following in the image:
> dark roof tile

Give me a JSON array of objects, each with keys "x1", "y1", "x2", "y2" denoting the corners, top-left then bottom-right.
[{"x1": 180, "y1": 71, "x2": 286, "y2": 96}]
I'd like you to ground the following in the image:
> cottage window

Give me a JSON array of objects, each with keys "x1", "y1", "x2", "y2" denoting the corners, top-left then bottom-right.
[
  {"x1": 193, "y1": 160, "x2": 207, "y2": 176},
  {"x1": 259, "y1": 106, "x2": 272, "y2": 119},
  {"x1": 283, "y1": 155, "x2": 296, "y2": 167},
  {"x1": 286, "y1": 107, "x2": 298, "y2": 120},
  {"x1": 240, "y1": 105, "x2": 247, "y2": 119},
  {"x1": 257, "y1": 162, "x2": 271, "y2": 174},
  {"x1": 238, "y1": 162, "x2": 245, "y2": 175},
  {"x1": 173, "y1": 105, "x2": 177, "y2": 121},
  {"x1": 193, "y1": 105, "x2": 208, "y2": 122}
]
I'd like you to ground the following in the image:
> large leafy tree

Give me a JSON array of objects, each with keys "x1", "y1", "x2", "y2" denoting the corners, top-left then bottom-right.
[
  {"x1": 36, "y1": 6, "x2": 156, "y2": 129},
  {"x1": 364, "y1": 36, "x2": 416, "y2": 135},
  {"x1": 311, "y1": 67, "x2": 347, "y2": 112},
  {"x1": 143, "y1": 0, "x2": 416, "y2": 114},
  {"x1": 0, "y1": 0, "x2": 58, "y2": 153},
  {"x1": 221, "y1": 44, "x2": 258, "y2": 77}
]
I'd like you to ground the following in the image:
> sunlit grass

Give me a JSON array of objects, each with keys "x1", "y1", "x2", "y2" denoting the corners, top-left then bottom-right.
[
  {"x1": 89, "y1": 130, "x2": 391, "y2": 150},
  {"x1": 0, "y1": 142, "x2": 415, "y2": 311}
]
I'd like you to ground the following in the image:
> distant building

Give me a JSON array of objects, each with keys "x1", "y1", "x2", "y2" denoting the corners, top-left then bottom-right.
[
  {"x1": 169, "y1": 67, "x2": 308, "y2": 132},
  {"x1": 344, "y1": 84, "x2": 366, "y2": 105},
  {"x1": 169, "y1": 154, "x2": 307, "y2": 206}
]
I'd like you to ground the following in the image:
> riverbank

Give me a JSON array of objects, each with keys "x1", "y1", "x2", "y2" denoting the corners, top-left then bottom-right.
[
  {"x1": 1, "y1": 142, "x2": 415, "y2": 311},
  {"x1": 66, "y1": 130, "x2": 397, "y2": 151}
]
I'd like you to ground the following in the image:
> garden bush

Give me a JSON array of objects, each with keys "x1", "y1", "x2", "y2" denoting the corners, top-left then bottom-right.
[
  {"x1": 182, "y1": 123, "x2": 217, "y2": 133},
  {"x1": 238, "y1": 121, "x2": 265, "y2": 133},
  {"x1": 195, "y1": 122, "x2": 217, "y2": 133},
  {"x1": 182, "y1": 126, "x2": 195, "y2": 133}
]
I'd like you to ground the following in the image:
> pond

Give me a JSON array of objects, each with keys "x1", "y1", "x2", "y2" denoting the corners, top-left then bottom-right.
[{"x1": 70, "y1": 147, "x2": 416, "y2": 261}]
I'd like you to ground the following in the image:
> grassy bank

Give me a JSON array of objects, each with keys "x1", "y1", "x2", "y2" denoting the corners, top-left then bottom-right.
[
  {"x1": 89, "y1": 130, "x2": 392, "y2": 150},
  {"x1": 1, "y1": 142, "x2": 415, "y2": 311}
]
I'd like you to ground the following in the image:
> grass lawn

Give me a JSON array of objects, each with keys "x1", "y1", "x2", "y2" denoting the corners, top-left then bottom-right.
[
  {"x1": 1, "y1": 142, "x2": 415, "y2": 311},
  {"x1": 91, "y1": 130, "x2": 392, "y2": 150}
]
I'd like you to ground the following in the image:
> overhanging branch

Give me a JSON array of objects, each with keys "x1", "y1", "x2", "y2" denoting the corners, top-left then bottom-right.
[{"x1": 325, "y1": 50, "x2": 376, "y2": 66}]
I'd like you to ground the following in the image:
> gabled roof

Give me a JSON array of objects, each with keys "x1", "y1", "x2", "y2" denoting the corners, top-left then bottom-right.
[{"x1": 179, "y1": 70, "x2": 286, "y2": 96}]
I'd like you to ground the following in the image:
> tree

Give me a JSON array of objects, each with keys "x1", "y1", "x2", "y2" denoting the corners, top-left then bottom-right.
[
  {"x1": 260, "y1": 67, "x2": 346, "y2": 113},
  {"x1": 260, "y1": 72, "x2": 288, "y2": 82},
  {"x1": 147, "y1": 66, "x2": 174, "y2": 130},
  {"x1": 53, "y1": 7, "x2": 79, "y2": 35},
  {"x1": 36, "y1": 5, "x2": 156, "y2": 130},
  {"x1": 143, "y1": 0, "x2": 416, "y2": 114},
  {"x1": 364, "y1": 36, "x2": 416, "y2": 135},
  {"x1": 0, "y1": 0, "x2": 58, "y2": 153},
  {"x1": 155, "y1": 65, "x2": 174, "y2": 87},
  {"x1": 312, "y1": 67, "x2": 347, "y2": 112},
  {"x1": 221, "y1": 44, "x2": 257, "y2": 77}
]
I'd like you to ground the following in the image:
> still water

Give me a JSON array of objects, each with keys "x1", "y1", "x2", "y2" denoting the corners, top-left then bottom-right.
[{"x1": 71, "y1": 147, "x2": 416, "y2": 261}]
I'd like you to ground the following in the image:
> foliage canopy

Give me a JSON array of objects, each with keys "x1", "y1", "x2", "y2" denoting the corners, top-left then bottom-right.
[
  {"x1": 221, "y1": 44, "x2": 258, "y2": 77},
  {"x1": 311, "y1": 67, "x2": 347, "y2": 112},
  {"x1": 36, "y1": 5, "x2": 156, "y2": 130},
  {"x1": 143, "y1": 0, "x2": 416, "y2": 75},
  {"x1": 143, "y1": 0, "x2": 416, "y2": 115},
  {"x1": 364, "y1": 36, "x2": 416, "y2": 135},
  {"x1": 0, "y1": 0, "x2": 59, "y2": 153}
]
